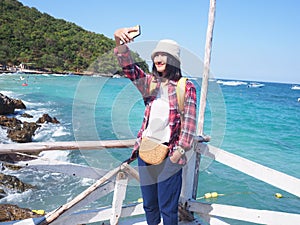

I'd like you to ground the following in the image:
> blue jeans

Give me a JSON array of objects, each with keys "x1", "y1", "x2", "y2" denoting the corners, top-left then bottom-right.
[{"x1": 138, "y1": 156, "x2": 183, "y2": 225}]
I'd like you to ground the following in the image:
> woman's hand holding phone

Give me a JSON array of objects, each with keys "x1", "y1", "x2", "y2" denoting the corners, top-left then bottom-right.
[{"x1": 114, "y1": 25, "x2": 141, "y2": 46}]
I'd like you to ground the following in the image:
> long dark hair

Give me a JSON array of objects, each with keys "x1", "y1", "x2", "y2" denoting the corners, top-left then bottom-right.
[{"x1": 152, "y1": 53, "x2": 182, "y2": 81}]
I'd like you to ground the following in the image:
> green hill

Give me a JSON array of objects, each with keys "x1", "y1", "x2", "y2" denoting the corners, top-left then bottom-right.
[{"x1": 0, "y1": 0, "x2": 148, "y2": 74}]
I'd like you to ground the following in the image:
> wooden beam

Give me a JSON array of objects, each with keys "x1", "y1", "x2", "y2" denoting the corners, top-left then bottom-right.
[
  {"x1": 15, "y1": 159, "x2": 109, "y2": 180},
  {"x1": 197, "y1": 144, "x2": 300, "y2": 197},
  {"x1": 39, "y1": 163, "x2": 126, "y2": 225},
  {"x1": 50, "y1": 182, "x2": 115, "y2": 225},
  {"x1": 188, "y1": 200, "x2": 300, "y2": 225},
  {"x1": 50, "y1": 204, "x2": 145, "y2": 225},
  {"x1": 0, "y1": 139, "x2": 135, "y2": 153},
  {"x1": 180, "y1": 150, "x2": 197, "y2": 202},
  {"x1": 111, "y1": 172, "x2": 129, "y2": 224},
  {"x1": 197, "y1": 0, "x2": 216, "y2": 136}
]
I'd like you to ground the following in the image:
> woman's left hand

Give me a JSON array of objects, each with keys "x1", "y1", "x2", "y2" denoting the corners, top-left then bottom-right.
[{"x1": 169, "y1": 150, "x2": 182, "y2": 163}]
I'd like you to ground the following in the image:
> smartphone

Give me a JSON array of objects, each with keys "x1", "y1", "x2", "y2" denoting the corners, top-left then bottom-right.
[{"x1": 128, "y1": 25, "x2": 141, "y2": 39}]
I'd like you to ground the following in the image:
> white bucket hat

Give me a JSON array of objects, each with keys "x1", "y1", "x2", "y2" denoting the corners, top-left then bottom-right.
[{"x1": 151, "y1": 39, "x2": 181, "y2": 63}]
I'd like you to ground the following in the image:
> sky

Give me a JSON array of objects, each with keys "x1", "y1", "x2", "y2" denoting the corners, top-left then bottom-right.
[{"x1": 18, "y1": 0, "x2": 300, "y2": 84}]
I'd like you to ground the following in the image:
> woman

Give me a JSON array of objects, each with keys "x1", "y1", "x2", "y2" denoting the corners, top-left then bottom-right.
[{"x1": 114, "y1": 27, "x2": 197, "y2": 225}]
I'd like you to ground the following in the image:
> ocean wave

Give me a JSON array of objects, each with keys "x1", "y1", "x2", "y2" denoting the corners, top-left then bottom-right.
[
  {"x1": 51, "y1": 73, "x2": 70, "y2": 77},
  {"x1": 1, "y1": 90, "x2": 14, "y2": 96},
  {"x1": 39, "y1": 149, "x2": 70, "y2": 162},
  {"x1": 0, "y1": 189, "x2": 33, "y2": 204},
  {"x1": 33, "y1": 123, "x2": 69, "y2": 142},
  {"x1": 217, "y1": 80, "x2": 248, "y2": 86},
  {"x1": 0, "y1": 90, "x2": 23, "y2": 99},
  {"x1": 40, "y1": 73, "x2": 50, "y2": 77},
  {"x1": 0, "y1": 128, "x2": 11, "y2": 144}
]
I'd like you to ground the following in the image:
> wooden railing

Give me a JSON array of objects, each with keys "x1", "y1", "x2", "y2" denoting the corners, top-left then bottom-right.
[{"x1": 0, "y1": 140, "x2": 300, "y2": 225}]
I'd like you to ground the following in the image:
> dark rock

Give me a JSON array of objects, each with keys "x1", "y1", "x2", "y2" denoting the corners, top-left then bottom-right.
[
  {"x1": 0, "y1": 99, "x2": 60, "y2": 143},
  {"x1": 0, "y1": 189, "x2": 6, "y2": 199},
  {"x1": 0, "y1": 115, "x2": 41, "y2": 143},
  {"x1": 7, "y1": 122, "x2": 41, "y2": 143},
  {"x1": 36, "y1": 113, "x2": 60, "y2": 124},
  {"x1": 0, "y1": 204, "x2": 42, "y2": 222},
  {"x1": 0, "y1": 173, "x2": 34, "y2": 192},
  {"x1": 0, "y1": 153, "x2": 37, "y2": 164},
  {"x1": 21, "y1": 113, "x2": 33, "y2": 118},
  {"x1": 1, "y1": 163, "x2": 23, "y2": 171},
  {"x1": 0, "y1": 116, "x2": 22, "y2": 128},
  {"x1": 0, "y1": 93, "x2": 26, "y2": 115}
]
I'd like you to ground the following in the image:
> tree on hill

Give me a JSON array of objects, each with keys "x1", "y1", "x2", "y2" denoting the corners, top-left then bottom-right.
[{"x1": 0, "y1": 0, "x2": 149, "y2": 74}]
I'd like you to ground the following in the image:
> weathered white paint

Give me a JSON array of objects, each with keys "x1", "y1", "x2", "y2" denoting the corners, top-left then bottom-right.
[
  {"x1": 110, "y1": 172, "x2": 129, "y2": 224},
  {"x1": 180, "y1": 150, "x2": 196, "y2": 203},
  {"x1": 50, "y1": 182, "x2": 115, "y2": 225},
  {"x1": 197, "y1": 143, "x2": 300, "y2": 198},
  {"x1": 15, "y1": 158, "x2": 109, "y2": 179},
  {"x1": 188, "y1": 200, "x2": 300, "y2": 225},
  {"x1": 0, "y1": 139, "x2": 135, "y2": 153},
  {"x1": 40, "y1": 164, "x2": 125, "y2": 225},
  {"x1": 197, "y1": 0, "x2": 216, "y2": 136}
]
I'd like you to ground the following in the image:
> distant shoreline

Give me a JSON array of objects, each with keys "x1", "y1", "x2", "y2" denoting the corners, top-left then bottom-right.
[{"x1": 0, "y1": 69, "x2": 115, "y2": 77}]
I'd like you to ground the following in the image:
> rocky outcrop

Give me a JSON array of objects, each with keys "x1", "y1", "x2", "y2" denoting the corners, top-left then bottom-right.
[
  {"x1": 0, "y1": 93, "x2": 60, "y2": 143},
  {"x1": 0, "y1": 204, "x2": 43, "y2": 222},
  {"x1": 36, "y1": 113, "x2": 60, "y2": 124},
  {"x1": 21, "y1": 113, "x2": 33, "y2": 118},
  {"x1": 0, "y1": 116, "x2": 41, "y2": 143},
  {"x1": 0, "y1": 172, "x2": 35, "y2": 201},
  {"x1": 0, "y1": 153, "x2": 37, "y2": 164},
  {"x1": 8, "y1": 121, "x2": 41, "y2": 143},
  {"x1": 0, "y1": 189, "x2": 6, "y2": 199},
  {"x1": 0, "y1": 173, "x2": 35, "y2": 193},
  {"x1": 0, "y1": 93, "x2": 26, "y2": 115},
  {"x1": 0, "y1": 94, "x2": 59, "y2": 222}
]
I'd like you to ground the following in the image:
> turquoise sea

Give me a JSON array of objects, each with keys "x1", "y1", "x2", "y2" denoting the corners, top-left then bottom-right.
[{"x1": 0, "y1": 73, "x2": 299, "y2": 224}]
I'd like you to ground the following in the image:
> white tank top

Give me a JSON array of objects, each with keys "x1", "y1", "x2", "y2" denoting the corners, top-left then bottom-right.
[{"x1": 142, "y1": 84, "x2": 171, "y2": 143}]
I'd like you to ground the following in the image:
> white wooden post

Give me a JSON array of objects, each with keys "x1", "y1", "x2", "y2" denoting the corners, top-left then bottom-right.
[
  {"x1": 193, "y1": 0, "x2": 217, "y2": 198},
  {"x1": 197, "y1": 0, "x2": 216, "y2": 135},
  {"x1": 180, "y1": 0, "x2": 217, "y2": 220},
  {"x1": 110, "y1": 171, "x2": 129, "y2": 225}
]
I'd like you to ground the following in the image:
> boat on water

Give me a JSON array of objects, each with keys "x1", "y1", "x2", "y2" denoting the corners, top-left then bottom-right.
[
  {"x1": 291, "y1": 85, "x2": 300, "y2": 90},
  {"x1": 247, "y1": 82, "x2": 265, "y2": 88}
]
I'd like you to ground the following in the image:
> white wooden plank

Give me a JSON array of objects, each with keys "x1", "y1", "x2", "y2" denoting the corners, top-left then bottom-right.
[
  {"x1": 50, "y1": 181, "x2": 115, "y2": 225},
  {"x1": 48, "y1": 204, "x2": 145, "y2": 225},
  {"x1": 0, "y1": 217, "x2": 46, "y2": 225},
  {"x1": 50, "y1": 207, "x2": 113, "y2": 225},
  {"x1": 198, "y1": 214, "x2": 230, "y2": 225},
  {"x1": 41, "y1": 203, "x2": 202, "y2": 225},
  {"x1": 16, "y1": 159, "x2": 109, "y2": 179},
  {"x1": 181, "y1": 150, "x2": 196, "y2": 202},
  {"x1": 197, "y1": 0, "x2": 216, "y2": 136},
  {"x1": 197, "y1": 143, "x2": 300, "y2": 197},
  {"x1": 44, "y1": 164, "x2": 123, "y2": 225},
  {"x1": 208, "y1": 217, "x2": 230, "y2": 225},
  {"x1": 188, "y1": 200, "x2": 300, "y2": 225},
  {"x1": 0, "y1": 139, "x2": 135, "y2": 153},
  {"x1": 120, "y1": 203, "x2": 145, "y2": 218},
  {"x1": 110, "y1": 172, "x2": 129, "y2": 224}
]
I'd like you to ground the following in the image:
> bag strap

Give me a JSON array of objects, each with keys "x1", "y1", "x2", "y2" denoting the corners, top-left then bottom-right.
[
  {"x1": 149, "y1": 77, "x2": 157, "y2": 96},
  {"x1": 176, "y1": 77, "x2": 187, "y2": 117},
  {"x1": 149, "y1": 76, "x2": 187, "y2": 121}
]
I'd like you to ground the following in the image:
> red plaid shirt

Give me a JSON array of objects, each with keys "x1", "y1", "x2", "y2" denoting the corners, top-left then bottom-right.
[{"x1": 114, "y1": 46, "x2": 197, "y2": 164}]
